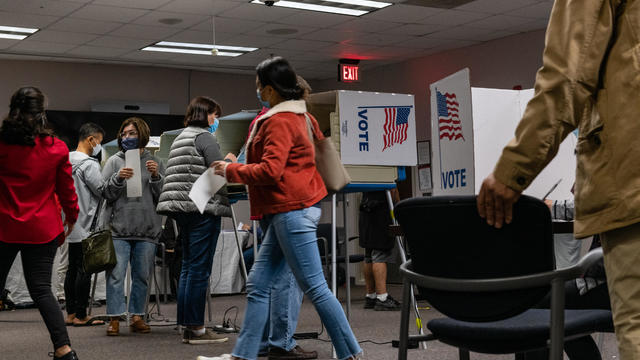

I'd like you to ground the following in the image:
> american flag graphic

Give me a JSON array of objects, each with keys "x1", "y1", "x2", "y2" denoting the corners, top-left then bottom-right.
[
  {"x1": 437, "y1": 90, "x2": 464, "y2": 141},
  {"x1": 382, "y1": 106, "x2": 411, "y2": 151}
]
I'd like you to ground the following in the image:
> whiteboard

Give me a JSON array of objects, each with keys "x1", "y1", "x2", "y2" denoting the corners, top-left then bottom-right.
[{"x1": 472, "y1": 87, "x2": 576, "y2": 200}]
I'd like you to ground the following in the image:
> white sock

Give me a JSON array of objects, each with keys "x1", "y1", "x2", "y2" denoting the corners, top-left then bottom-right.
[
  {"x1": 377, "y1": 293, "x2": 388, "y2": 302},
  {"x1": 192, "y1": 327, "x2": 206, "y2": 336},
  {"x1": 366, "y1": 293, "x2": 377, "y2": 299}
]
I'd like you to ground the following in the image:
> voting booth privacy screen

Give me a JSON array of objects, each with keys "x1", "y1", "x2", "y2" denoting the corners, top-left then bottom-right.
[{"x1": 430, "y1": 69, "x2": 577, "y2": 200}]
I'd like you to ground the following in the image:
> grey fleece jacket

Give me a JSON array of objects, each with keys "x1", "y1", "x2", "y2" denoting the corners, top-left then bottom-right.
[{"x1": 101, "y1": 150, "x2": 165, "y2": 242}]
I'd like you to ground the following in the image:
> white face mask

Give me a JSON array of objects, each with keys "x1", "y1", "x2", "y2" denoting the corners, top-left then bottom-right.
[{"x1": 90, "y1": 139, "x2": 102, "y2": 157}]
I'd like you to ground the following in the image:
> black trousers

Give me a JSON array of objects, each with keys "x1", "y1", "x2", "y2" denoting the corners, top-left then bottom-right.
[
  {"x1": 0, "y1": 237, "x2": 71, "y2": 350},
  {"x1": 64, "y1": 242, "x2": 91, "y2": 319}
]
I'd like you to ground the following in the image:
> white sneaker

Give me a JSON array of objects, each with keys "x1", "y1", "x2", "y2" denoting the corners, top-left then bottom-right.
[{"x1": 196, "y1": 354, "x2": 234, "y2": 360}]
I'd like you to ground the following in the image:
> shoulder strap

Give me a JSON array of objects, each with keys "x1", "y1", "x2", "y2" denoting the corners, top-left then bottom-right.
[{"x1": 88, "y1": 198, "x2": 105, "y2": 233}]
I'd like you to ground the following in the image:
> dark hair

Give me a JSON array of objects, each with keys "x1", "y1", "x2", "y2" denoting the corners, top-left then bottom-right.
[
  {"x1": 256, "y1": 57, "x2": 304, "y2": 101},
  {"x1": 117, "y1": 117, "x2": 150, "y2": 151},
  {"x1": 184, "y1": 96, "x2": 222, "y2": 128},
  {"x1": 78, "y1": 122, "x2": 105, "y2": 141},
  {"x1": 0, "y1": 86, "x2": 52, "y2": 145}
]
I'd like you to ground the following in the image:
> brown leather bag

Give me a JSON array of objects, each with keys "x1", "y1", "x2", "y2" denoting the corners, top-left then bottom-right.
[{"x1": 304, "y1": 113, "x2": 351, "y2": 193}]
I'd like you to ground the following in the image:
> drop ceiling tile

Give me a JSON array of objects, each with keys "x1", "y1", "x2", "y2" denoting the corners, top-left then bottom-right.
[
  {"x1": 9, "y1": 40, "x2": 78, "y2": 54},
  {"x1": 363, "y1": 4, "x2": 444, "y2": 23},
  {"x1": 466, "y1": 14, "x2": 535, "y2": 30},
  {"x1": 69, "y1": 5, "x2": 149, "y2": 23},
  {"x1": 27, "y1": 30, "x2": 98, "y2": 45},
  {"x1": 349, "y1": 32, "x2": 416, "y2": 46},
  {"x1": 251, "y1": 23, "x2": 319, "y2": 39},
  {"x1": 91, "y1": 0, "x2": 173, "y2": 10},
  {"x1": 418, "y1": 9, "x2": 491, "y2": 26},
  {"x1": 159, "y1": 0, "x2": 242, "y2": 15},
  {"x1": 168, "y1": 53, "x2": 229, "y2": 64},
  {"x1": 424, "y1": 39, "x2": 480, "y2": 53},
  {"x1": 515, "y1": 18, "x2": 549, "y2": 32},
  {"x1": 89, "y1": 35, "x2": 154, "y2": 49},
  {"x1": 366, "y1": 46, "x2": 426, "y2": 59},
  {"x1": 190, "y1": 16, "x2": 267, "y2": 34},
  {"x1": 218, "y1": 54, "x2": 264, "y2": 67},
  {"x1": 66, "y1": 45, "x2": 131, "y2": 57},
  {"x1": 333, "y1": 18, "x2": 402, "y2": 33},
  {"x1": 109, "y1": 24, "x2": 181, "y2": 40},
  {"x1": 135, "y1": 11, "x2": 210, "y2": 29},
  {"x1": 0, "y1": 0, "x2": 85, "y2": 17},
  {"x1": 270, "y1": 39, "x2": 334, "y2": 51},
  {"x1": 506, "y1": 1, "x2": 553, "y2": 19},
  {"x1": 427, "y1": 25, "x2": 510, "y2": 41},
  {"x1": 396, "y1": 36, "x2": 449, "y2": 49},
  {"x1": 274, "y1": 12, "x2": 351, "y2": 28},
  {"x1": 218, "y1": 3, "x2": 300, "y2": 23},
  {"x1": 304, "y1": 29, "x2": 357, "y2": 43},
  {"x1": 455, "y1": 0, "x2": 540, "y2": 14},
  {"x1": 120, "y1": 49, "x2": 183, "y2": 61},
  {"x1": 48, "y1": 18, "x2": 123, "y2": 35},
  {"x1": 383, "y1": 23, "x2": 446, "y2": 36},
  {"x1": 0, "y1": 11, "x2": 59, "y2": 28}
]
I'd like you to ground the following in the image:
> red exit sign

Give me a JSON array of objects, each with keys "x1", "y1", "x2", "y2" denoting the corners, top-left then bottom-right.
[{"x1": 339, "y1": 63, "x2": 359, "y2": 82}]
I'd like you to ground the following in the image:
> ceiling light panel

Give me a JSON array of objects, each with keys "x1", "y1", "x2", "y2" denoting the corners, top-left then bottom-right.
[
  {"x1": 250, "y1": 0, "x2": 391, "y2": 16},
  {"x1": 0, "y1": 25, "x2": 38, "y2": 41},
  {"x1": 142, "y1": 41, "x2": 258, "y2": 57}
]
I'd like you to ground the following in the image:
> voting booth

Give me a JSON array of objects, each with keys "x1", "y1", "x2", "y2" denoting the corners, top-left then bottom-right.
[{"x1": 430, "y1": 69, "x2": 576, "y2": 200}]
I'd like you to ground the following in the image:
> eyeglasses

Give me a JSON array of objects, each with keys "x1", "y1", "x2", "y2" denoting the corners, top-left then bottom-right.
[{"x1": 120, "y1": 130, "x2": 138, "y2": 138}]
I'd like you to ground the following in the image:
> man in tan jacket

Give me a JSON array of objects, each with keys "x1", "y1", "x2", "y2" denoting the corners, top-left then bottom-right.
[{"x1": 478, "y1": 0, "x2": 640, "y2": 358}]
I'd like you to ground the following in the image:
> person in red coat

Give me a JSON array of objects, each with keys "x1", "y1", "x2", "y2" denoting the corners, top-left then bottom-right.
[{"x1": 0, "y1": 87, "x2": 80, "y2": 360}]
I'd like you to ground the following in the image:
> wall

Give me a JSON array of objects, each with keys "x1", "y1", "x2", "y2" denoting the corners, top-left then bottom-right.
[
  {"x1": 0, "y1": 60, "x2": 257, "y2": 120},
  {"x1": 313, "y1": 29, "x2": 547, "y2": 142}
]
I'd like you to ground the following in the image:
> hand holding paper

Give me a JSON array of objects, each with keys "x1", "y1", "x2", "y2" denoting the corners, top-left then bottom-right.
[{"x1": 189, "y1": 168, "x2": 226, "y2": 214}]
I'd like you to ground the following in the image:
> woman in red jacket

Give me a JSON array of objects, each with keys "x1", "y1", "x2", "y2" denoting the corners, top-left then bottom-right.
[
  {"x1": 0, "y1": 87, "x2": 80, "y2": 360},
  {"x1": 202, "y1": 57, "x2": 361, "y2": 360}
]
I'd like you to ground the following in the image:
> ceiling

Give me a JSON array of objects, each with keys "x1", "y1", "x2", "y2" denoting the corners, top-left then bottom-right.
[{"x1": 0, "y1": 0, "x2": 553, "y2": 79}]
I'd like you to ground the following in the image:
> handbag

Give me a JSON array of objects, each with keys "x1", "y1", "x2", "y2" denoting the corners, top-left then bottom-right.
[
  {"x1": 81, "y1": 199, "x2": 116, "y2": 274},
  {"x1": 304, "y1": 113, "x2": 351, "y2": 193}
]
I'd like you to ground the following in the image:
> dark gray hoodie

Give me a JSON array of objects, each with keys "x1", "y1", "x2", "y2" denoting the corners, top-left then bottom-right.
[{"x1": 101, "y1": 150, "x2": 165, "y2": 242}]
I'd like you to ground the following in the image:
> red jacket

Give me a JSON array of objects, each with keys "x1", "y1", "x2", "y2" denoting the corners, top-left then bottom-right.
[
  {"x1": 0, "y1": 136, "x2": 79, "y2": 244},
  {"x1": 226, "y1": 100, "x2": 327, "y2": 217}
]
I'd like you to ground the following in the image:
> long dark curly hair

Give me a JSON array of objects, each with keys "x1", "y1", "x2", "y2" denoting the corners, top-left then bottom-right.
[{"x1": 0, "y1": 86, "x2": 53, "y2": 146}]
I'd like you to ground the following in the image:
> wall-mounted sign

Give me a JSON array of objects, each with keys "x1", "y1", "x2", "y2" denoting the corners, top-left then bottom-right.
[{"x1": 338, "y1": 59, "x2": 360, "y2": 83}]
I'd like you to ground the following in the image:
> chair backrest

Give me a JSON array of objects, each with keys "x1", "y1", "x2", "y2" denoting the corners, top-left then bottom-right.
[{"x1": 395, "y1": 195, "x2": 554, "y2": 322}]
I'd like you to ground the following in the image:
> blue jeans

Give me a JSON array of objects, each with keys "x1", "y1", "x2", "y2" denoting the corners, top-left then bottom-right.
[
  {"x1": 232, "y1": 206, "x2": 361, "y2": 360},
  {"x1": 174, "y1": 214, "x2": 221, "y2": 326},
  {"x1": 106, "y1": 239, "x2": 157, "y2": 316}
]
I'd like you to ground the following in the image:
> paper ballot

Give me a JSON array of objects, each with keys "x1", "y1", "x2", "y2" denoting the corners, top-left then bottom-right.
[
  {"x1": 189, "y1": 168, "x2": 226, "y2": 214},
  {"x1": 125, "y1": 150, "x2": 142, "y2": 198}
]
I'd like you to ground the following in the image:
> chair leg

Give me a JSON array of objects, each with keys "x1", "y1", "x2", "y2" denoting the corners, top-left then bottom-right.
[
  {"x1": 398, "y1": 278, "x2": 413, "y2": 360},
  {"x1": 458, "y1": 348, "x2": 470, "y2": 360}
]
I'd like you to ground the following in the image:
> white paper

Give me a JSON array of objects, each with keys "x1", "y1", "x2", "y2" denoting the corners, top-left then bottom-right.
[
  {"x1": 125, "y1": 150, "x2": 142, "y2": 198},
  {"x1": 189, "y1": 168, "x2": 226, "y2": 214},
  {"x1": 417, "y1": 141, "x2": 431, "y2": 165},
  {"x1": 418, "y1": 166, "x2": 432, "y2": 191}
]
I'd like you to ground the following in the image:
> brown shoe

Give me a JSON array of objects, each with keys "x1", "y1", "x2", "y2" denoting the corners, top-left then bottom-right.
[
  {"x1": 130, "y1": 319, "x2": 151, "y2": 333},
  {"x1": 107, "y1": 319, "x2": 119, "y2": 336},
  {"x1": 268, "y1": 345, "x2": 318, "y2": 359}
]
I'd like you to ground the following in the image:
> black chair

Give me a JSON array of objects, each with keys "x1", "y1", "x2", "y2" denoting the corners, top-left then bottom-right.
[
  {"x1": 394, "y1": 195, "x2": 613, "y2": 360},
  {"x1": 316, "y1": 223, "x2": 365, "y2": 285}
]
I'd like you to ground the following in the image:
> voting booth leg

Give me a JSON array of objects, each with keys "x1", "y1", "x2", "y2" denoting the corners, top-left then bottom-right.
[
  {"x1": 230, "y1": 205, "x2": 249, "y2": 287},
  {"x1": 342, "y1": 193, "x2": 352, "y2": 322},
  {"x1": 88, "y1": 272, "x2": 98, "y2": 316},
  {"x1": 385, "y1": 190, "x2": 427, "y2": 350},
  {"x1": 331, "y1": 194, "x2": 338, "y2": 359}
]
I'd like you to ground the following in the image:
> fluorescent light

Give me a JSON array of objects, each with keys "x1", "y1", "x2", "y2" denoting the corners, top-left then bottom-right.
[
  {"x1": 156, "y1": 41, "x2": 257, "y2": 52},
  {"x1": 0, "y1": 33, "x2": 27, "y2": 40},
  {"x1": 323, "y1": 0, "x2": 391, "y2": 9},
  {"x1": 0, "y1": 25, "x2": 38, "y2": 34},
  {"x1": 251, "y1": 0, "x2": 367, "y2": 16},
  {"x1": 142, "y1": 46, "x2": 243, "y2": 57}
]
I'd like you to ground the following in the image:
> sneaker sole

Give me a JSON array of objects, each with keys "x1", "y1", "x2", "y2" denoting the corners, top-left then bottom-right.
[{"x1": 189, "y1": 338, "x2": 229, "y2": 344}]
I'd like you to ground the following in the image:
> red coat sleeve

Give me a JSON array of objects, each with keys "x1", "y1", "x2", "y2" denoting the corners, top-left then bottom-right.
[
  {"x1": 226, "y1": 117, "x2": 294, "y2": 185},
  {"x1": 55, "y1": 144, "x2": 79, "y2": 224}
]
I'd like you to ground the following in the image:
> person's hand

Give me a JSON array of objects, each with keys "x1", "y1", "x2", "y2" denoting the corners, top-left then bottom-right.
[
  {"x1": 477, "y1": 173, "x2": 521, "y2": 228},
  {"x1": 211, "y1": 161, "x2": 228, "y2": 176},
  {"x1": 146, "y1": 160, "x2": 159, "y2": 178},
  {"x1": 544, "y1": 199, "x2": 553, "y2": 210},
  {"x1": 118, "y1": 167, "x2": 134, "y2": 180},
  {"x1": 64, "y1": 219, "x2": 75, "y2": 237},
  {"x1": 224, "y1": 153, "x2": 238, "y2": 163}
]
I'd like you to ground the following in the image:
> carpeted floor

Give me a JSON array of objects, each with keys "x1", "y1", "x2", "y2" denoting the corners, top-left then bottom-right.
[{"x1": 0, "y1": 284, "x2": 619, "y2": 359}]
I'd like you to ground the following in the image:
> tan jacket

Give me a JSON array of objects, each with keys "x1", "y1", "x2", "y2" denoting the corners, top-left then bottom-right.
[{"x1": 494, "y1": 0, "x2": 640, "y2": 238}]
